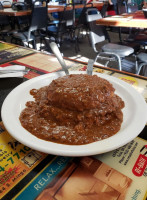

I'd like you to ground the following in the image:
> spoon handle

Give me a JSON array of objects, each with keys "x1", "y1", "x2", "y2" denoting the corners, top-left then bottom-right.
[
  {"x1": 49, "y1": 42, "x2": 69, "y2": 75},
  {"x1": 87, "y1": 59, "x2": 94, "y2": 75}
]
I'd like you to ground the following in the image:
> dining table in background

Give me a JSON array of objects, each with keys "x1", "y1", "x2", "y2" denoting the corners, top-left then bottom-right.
[
  {"x1": 0, "y1": 7, "x2": 63, "y2": 17},
  {"x1": 0, "y1": 2, "x2": 104, "y2": 17},
  {"x1": 96, "y1": 10, "x2": 147, "y2": 28},
  {"x1": 0, "y1": 41, "x2": 147, "y2": 200},
  {"x1": 0, "y1": 5, "x2": 75, "y2": 30},
  {"x1": 48, "y1": 2, "x2": 104, "y2": 11}
]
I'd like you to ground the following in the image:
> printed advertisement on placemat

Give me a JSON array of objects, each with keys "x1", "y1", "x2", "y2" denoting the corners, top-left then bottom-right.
[
  {"x1": 112, "y1": 73, "x2": 147, "y2": 103},
  {"x1": 11, "y1": 137, "x2": 147, "y2": 200},
  {"x1": 0, "y1": 47, "x2": 34, "y2": 64},
  {"x1": 0, "y1": 43, "x2": 16, "y2": 51},
  {"x1": 0, "y1": 124, "x2": 55, "y2": 200}
]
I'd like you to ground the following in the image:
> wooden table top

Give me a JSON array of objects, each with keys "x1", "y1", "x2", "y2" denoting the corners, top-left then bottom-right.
[
  {"x1": 0, "y1": 2, "x2": 103, "y2": 17},
  {"x1": 0, "y1": 8, "x2": 31, "y2": 16},
  {"x1": 0, "y1": 7, "x2": 64, "y2": 16},
  {"x1": 96, "y1": 11, "x2": 147, "y2": 28},
  {"x1": 48, "y1": 2, "x2": 103, "y2": 10}
]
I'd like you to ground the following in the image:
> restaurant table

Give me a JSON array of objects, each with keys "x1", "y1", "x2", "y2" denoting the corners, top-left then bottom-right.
[
  {"x1": 48, "y1": 2, "x2": 103, "y2": 11},
  {"x1": 0, "y1": 7, "x2": 62, "y2": 31},
  {"x1": 0, "y1": 7, "x2": 62, "y2": 16},
  {"x1": 96, "y1": 10, "x2": 147, "y2": 28},
  {"x1": 0, "y1": 41, "x2": 147, "y2": 200},
  {"x1": 0, "y1": 2, "x2": 103, "y2": 17}
]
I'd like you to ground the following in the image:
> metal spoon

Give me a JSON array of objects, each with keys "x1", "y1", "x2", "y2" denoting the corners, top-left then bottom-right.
[
  {"x1": 49, "y1": 42, "x2": 69, "y2": 75},
  {"x1": 49, "y1": 42, "x2": 94, "y2": 76}
]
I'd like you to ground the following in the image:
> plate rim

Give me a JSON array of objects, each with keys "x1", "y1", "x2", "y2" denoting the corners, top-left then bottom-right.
[{"x1": 1, "y1": 71, "x2": 147, "y2": 156}]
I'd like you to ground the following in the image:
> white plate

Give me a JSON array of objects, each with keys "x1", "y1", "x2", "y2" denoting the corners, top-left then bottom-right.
[{"x1": 1, "y1": 71, "x2": 147, "y2": 156}]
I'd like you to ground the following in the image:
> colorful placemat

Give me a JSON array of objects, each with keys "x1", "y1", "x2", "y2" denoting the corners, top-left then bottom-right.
[
  {"x1": 0, "y1": 47, "x2": 34, "y2": 64},
  {"x1": 15, "y1": 53, "x2": 81, "y2": 73},
  {"x1": 0, "y1": 43, "x2": 16, "y2": 51},
  {"x1": 113, "y1": 72, "x2": 147, "y2": 103},
  {"x1": 69, "y1": 63, "x2": 113, "y2": 75}
]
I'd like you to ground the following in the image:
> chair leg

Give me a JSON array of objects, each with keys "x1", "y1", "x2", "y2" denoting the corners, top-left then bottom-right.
[
  {"x1": 32, "y1": 40, "x2": 36, "y2": 49},
  {"x1": 44, "y1": 37, "x2": 53, "y2": 52},
  {"x1": 73, "y1": 30, "x2": 80, "y2": 53},
  {"x1": 95, "y1": 52, "x2": 122, "y2": 71},
  {"x1": 39, "y1": 37, "x2": 45, "y2": 51},
  {"x1": 137, "y1": 63, "x2": 146, "y2": 75},
  {"x1": 77, "y1": 27, "x2": 81, "y2": 39},
  {"x1": 75, "y1": 36, "x2": 80, "y2": 53},
  {"x1": 115, "y1": 55, "x2": 122, "y2": 71},
  {"x1": 87, "y1": 33, "x2": 92, "y2": 47},
  {"x1": 119, "y1": 28, "x2": 122, "y2": 42},
  {"x1": 27, "y1": 40, "x2": 36, "y2": 49},
  {"x1": 134, "y1": 55, "x2": 139, "y2": 74}
]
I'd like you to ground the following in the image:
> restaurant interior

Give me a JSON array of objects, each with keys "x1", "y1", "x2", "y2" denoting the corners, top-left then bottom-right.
[
  {"x1": 0, "y1": 0, "x2": 147, "y2": 199},
  {"x1": 0, "y1": 0, "x2": 147, "y2": 76}
]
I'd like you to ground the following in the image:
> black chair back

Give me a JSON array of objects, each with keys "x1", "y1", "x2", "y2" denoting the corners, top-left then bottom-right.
[
  {"x1": 58, "y1": 4, "x2": 75, "y2": 30},
  {"x1": 100, "y1": 2, "x2": 109, "y2": 18},
  {"x1": 27, "y1": 1, "x2": 48, "y2": 39},
  {"x1": 77, "y1": 3, "x2": 93, "y2": 26}
]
